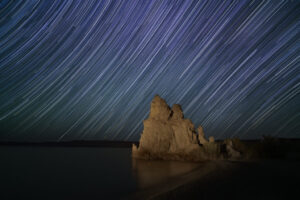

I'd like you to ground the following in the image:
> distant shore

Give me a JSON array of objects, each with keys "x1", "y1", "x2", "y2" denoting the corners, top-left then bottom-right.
[
  {"x1": 1, "y1": 138, "x2": 300, "y2": 149},
  {"x1": 0, "y1": 140, "x2": 138, "y2": 148}
]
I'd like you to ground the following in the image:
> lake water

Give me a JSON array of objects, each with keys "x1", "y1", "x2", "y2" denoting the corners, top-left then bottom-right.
[{"x1": 0, "y1": 146, "x2": 199, "y2": 200}]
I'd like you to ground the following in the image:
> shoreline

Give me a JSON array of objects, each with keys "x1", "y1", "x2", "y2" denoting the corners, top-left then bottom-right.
[
  {"x1": 129, "y1": 160, "x2": 236, "y2": 200},
  {"x1": 130, "y1": 159, "x2": 300, "y2": 200}
]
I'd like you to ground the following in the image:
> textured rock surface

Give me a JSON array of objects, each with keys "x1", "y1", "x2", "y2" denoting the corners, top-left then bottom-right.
[
  {"x1": 132, "y1": 95, "x2": 242, "y2": 161},
  {"x1": 171, "y1": 104, "x2": 184, "y2": 120}
]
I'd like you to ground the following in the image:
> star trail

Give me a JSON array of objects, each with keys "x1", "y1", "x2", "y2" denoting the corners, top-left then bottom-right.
[{"x1": 0, "y1": 0, "x2": 299, "y2": 141}]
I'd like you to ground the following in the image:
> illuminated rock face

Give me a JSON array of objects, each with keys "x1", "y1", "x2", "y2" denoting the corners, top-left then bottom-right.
[
  {"x1": 138, "y1": 96, "x2": 174, "y2": 154},
  {"x1": 133, "y1": 95, "x2": 209, "y2": 161},
  {"x1": 132, "y1": 95, "x2": 242, "y2": 161},
  {"x1": 138, "y1": 96, "x2": 199, "y2": 154},
  {"x1": 148, "y1": 95, "x2": 172, "y2": 120}
]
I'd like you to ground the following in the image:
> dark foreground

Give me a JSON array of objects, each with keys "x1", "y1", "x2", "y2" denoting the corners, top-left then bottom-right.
[
  {"x1": 136, "y1": 160, "x2": 300, "y2": 200},
  {"x1": 131, "y1": 138, "x2": 300, "y2": 199},
  {"x1": 1, "y1": 140, "x2": 300, "y2": 200},
  {"x1": 0, "y1": 146, "x2": 137, "y2": 200}
]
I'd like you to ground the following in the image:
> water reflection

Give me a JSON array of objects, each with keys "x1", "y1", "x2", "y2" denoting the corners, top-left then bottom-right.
[{"x1": 132, "y1": 158, "x2": 200, "y2": 189}]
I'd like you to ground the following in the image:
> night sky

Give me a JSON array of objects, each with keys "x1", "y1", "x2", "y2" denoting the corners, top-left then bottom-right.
[{"x1": 0, "y1": 0, "x2": 299, "y2": 142}]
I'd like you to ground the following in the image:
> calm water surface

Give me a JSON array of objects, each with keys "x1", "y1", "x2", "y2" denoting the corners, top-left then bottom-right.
[{"x1": 0, "y1": 146, "x2": 199, "y2": 200}]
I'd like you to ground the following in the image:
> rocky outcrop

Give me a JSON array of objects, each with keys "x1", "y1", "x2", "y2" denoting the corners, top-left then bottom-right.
[
  {"x1": 226, "y1": 140, "x2": 241, "y2": 159},
  {"x1": 134, "y1": 96, "x2": 202, "y2": 161},
  {"x1": 132, "y1": 95, "x2": 241, "y2": 161}
]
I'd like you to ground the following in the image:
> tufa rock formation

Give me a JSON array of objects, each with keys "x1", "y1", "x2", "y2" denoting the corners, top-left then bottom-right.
[{"x1": 132, "y1": 95, "x2": 242, "y2": 161}]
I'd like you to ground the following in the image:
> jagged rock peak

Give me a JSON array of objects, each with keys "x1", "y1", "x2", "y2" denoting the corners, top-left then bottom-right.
[
  {"x1": 149, "y1": 95, "x2": 171, "y2": 120},
  {"x1": 198, "y1": 125, "x2": 208, "y2": 145},
  {"x1": 171, "y1": 104, "x2": 184, "y2": 120}
]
